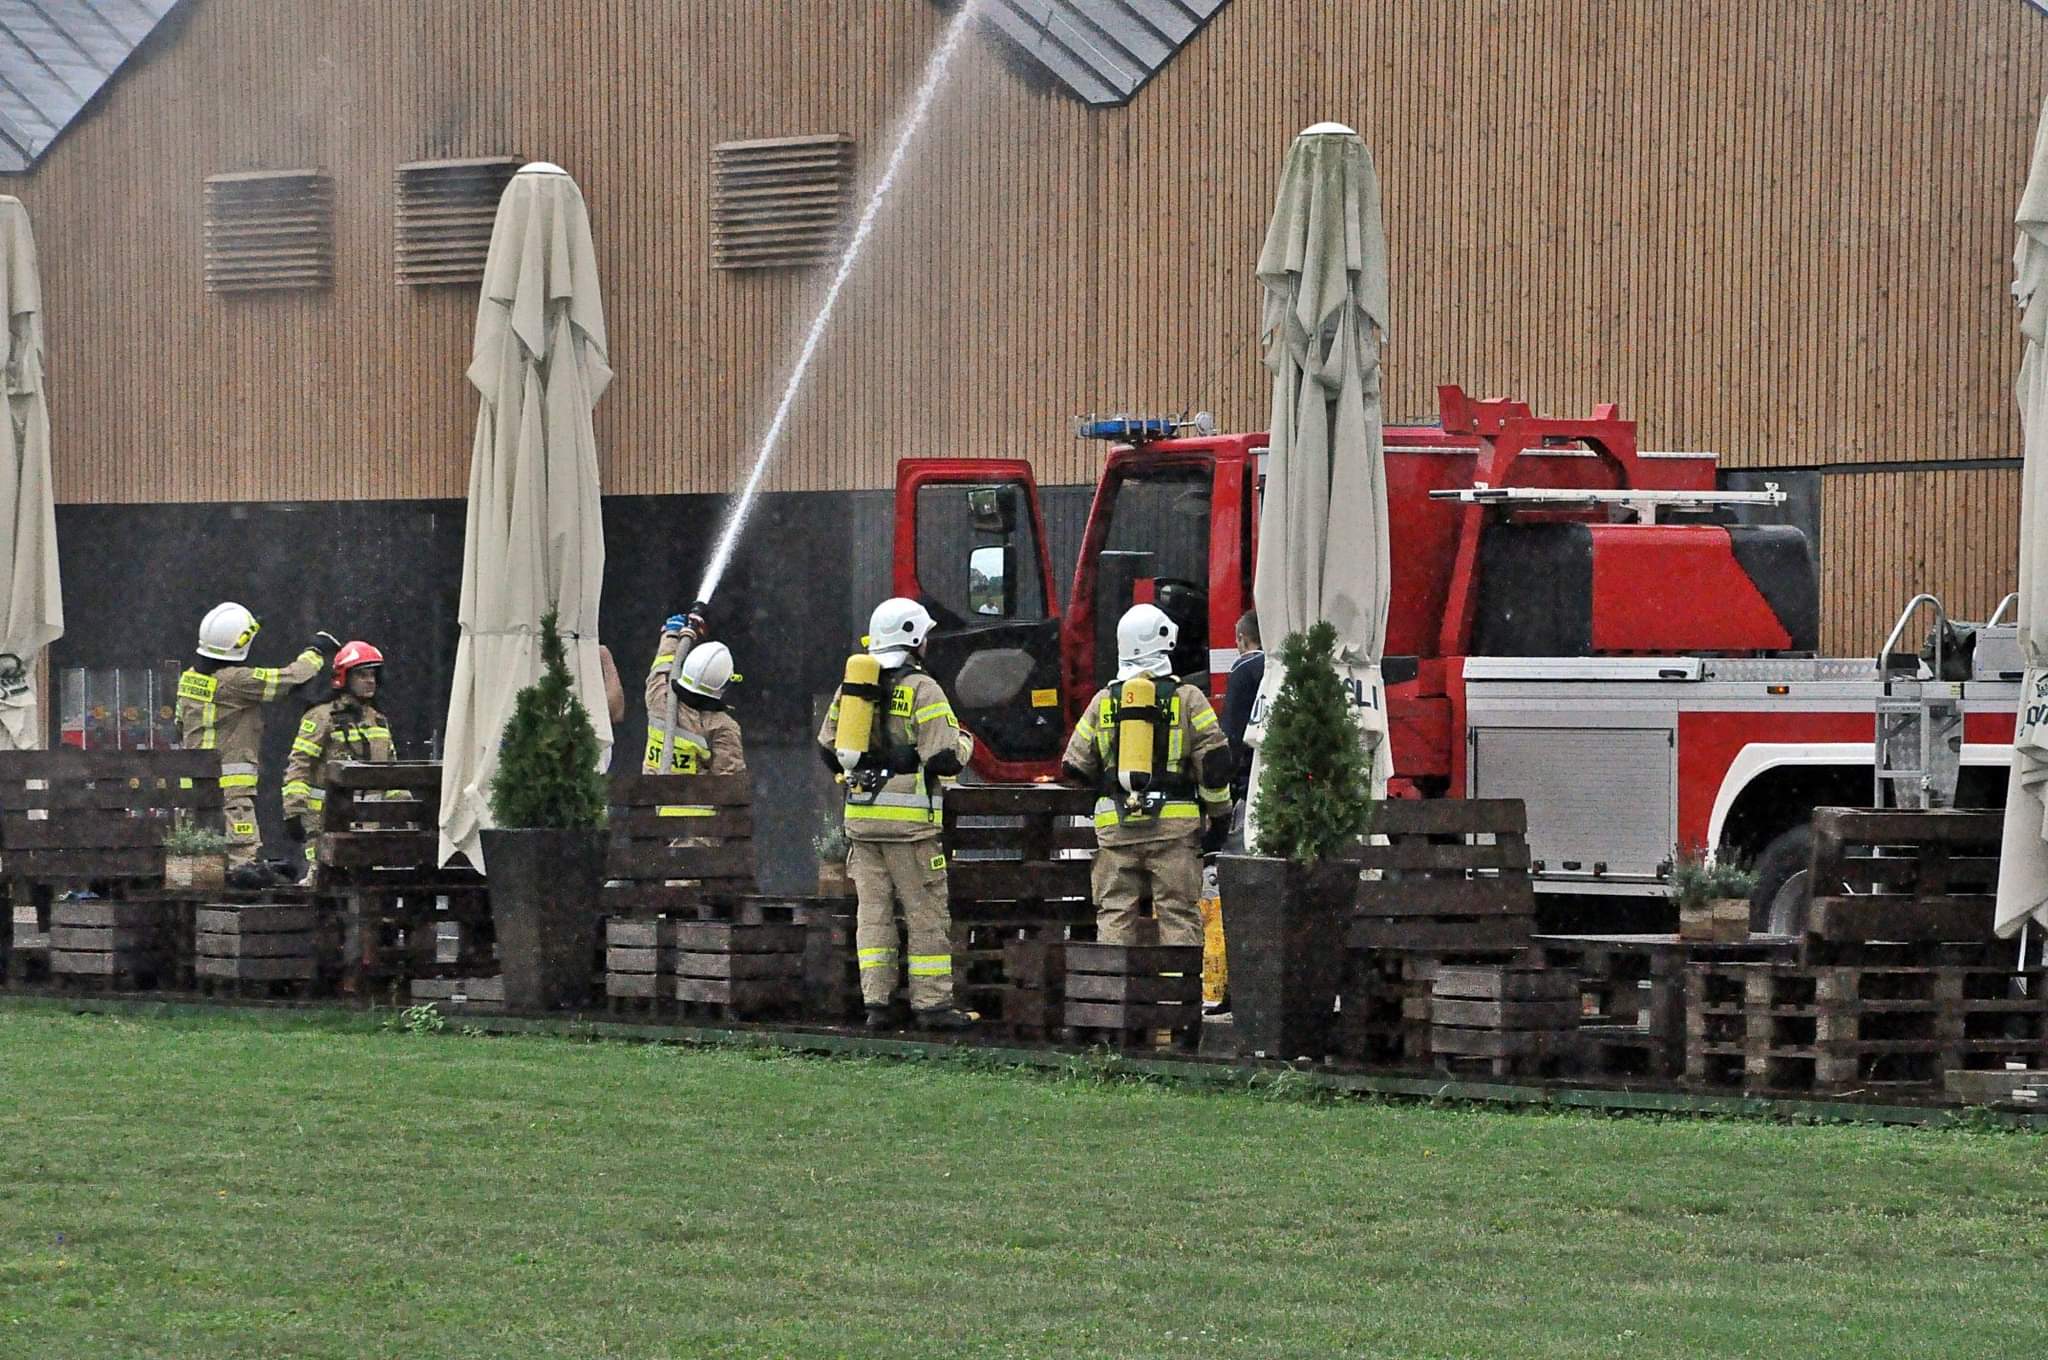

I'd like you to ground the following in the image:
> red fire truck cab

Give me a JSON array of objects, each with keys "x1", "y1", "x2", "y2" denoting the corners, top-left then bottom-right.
[{"x1": 893, "y1": 387, "x2": 2018, "y2": 922}]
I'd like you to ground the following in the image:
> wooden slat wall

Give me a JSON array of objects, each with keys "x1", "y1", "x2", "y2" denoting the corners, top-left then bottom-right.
[
  {"x1": 6, "y1": 0, "x2": 2046, "y2": 511},
  {"x1": 1819, "y1": 467, "x2": 2023, "y2": 654}
]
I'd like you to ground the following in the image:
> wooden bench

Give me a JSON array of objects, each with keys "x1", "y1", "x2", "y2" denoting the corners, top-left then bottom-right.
[
  {"x1": 1805, "y1": 807, "x2": 2003, "y2": 953},
  {"x1": 0, "y1": 749, "x2": 221, "y2": 989},
  {"x1": 316, "y1": 761, "x2": 487, "y2": 1000}
]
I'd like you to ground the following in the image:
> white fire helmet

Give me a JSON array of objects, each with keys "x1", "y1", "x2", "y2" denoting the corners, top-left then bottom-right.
[
  {"x1": 674, "y1": 641, "x2": 737, "y2": 701},
  {"x1": 866, "y1": 598, "x2": 936, "y2": 666},
  {"x1": 1116, "y1": 603, "x2": 1178, "y2": 680},
  {"x1": 196, "y1": 602, "x2": 260, "y2": 661}
]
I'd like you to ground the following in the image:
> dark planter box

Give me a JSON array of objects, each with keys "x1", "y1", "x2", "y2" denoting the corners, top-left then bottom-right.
[
  {"x1": 482, "y1": 827, "x2": 606, "y2": 1012},
  {"x1": 1217, "y1": 854, "x2": 1355, "y2": 1060}
]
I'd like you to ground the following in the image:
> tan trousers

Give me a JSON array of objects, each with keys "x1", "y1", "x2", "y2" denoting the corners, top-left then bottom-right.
[
  {"x1": 1092, "y1": 837, "x2": 1203, "y2": 946},
  {"x1": 224, "y1": 792, "x2": 260, "y2": 869},
  {"x1": 848, "y1": 838, "x2": 955, "y2": 1011}
]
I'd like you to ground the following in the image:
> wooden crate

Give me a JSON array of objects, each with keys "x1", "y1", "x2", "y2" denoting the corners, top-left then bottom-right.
[
  {"x1": 1062, "y1": 942, "x2": 1201, "y2": 1050},
  {"x1": 194, "y1": 903, "x2": 322, "y2": 993},
  {"x1": 1348, "y1": 800, "x2": 1535, "y2": 953},
  {"x1": 48, "y1": 898, "x2": 173, "y2": 988},
  {"x1": 601, "y1": 772, "x2": 755, "y2": 919},
  {"x1": 1684, "y1": 959, "x2": 2048, "y2": 1095},
  {"x1": 1430, "y1": 964, "x2": 1578, "y2": 1077},
  {"x1": 1805, "y1": 808, "x2": 2003, "y2": 946},
  {"x1": 604, "y1": 917, "x2": 673, "y2": 1013},
  {"x1": 672, "y1": 917, "x2": 802, "y2": 1019}
]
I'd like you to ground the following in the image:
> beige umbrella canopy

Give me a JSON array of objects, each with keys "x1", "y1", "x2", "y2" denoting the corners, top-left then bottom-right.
[
  {"x1": 438, "y1": 163, "x2": 612, "y2": 868},
  {"x1": 1997, "y1": 100, "x2": 2048, "y2": 939},
  {"x1": 1245, "y1": 123, "x2": 1393, "y2": 834},
  {"x1": 0, "y1": 196, "x2": 61, "y2": 751}
]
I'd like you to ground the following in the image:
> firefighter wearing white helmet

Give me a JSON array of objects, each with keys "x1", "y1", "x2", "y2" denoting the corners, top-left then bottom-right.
[
  {"x1": 281, "y1": 641, "x2": 395, "y2": 880},
  {"x1": 642, "y1": 603, "x2": 741, "y2": 775},
  {"x1": 175, "y1": 602, "x2": 340, "y2": 883},
  {"x1": 1060, "y1": 603, "x2": 1232, "y2": 947},
  {"x1": 815, "y1": 596, "x2": 975, "y2": 1032}
]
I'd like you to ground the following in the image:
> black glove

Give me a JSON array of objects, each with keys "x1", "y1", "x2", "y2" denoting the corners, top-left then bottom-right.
[
  {"x1": 1201, "y1": 816, "x2": 1229, "y2": 854},
  {"x1": 311, "y1": 631, "x2": 343, "y2": 661},
  {"x1": 283, "y1": 818, "x2": 307, "y2": 844},
  {"x1": 888, "y1": 745, "x2": 922, "y2": 776}
]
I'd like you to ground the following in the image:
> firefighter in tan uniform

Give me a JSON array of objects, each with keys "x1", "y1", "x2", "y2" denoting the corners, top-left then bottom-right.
[
  {"x1": 816, "y1": 597, "x2": 974, "y2": 1033},
  {"x1": 1062, "y1": 604, "x2": 1233, "y2": 947},
  {"x1": 643, "y1": 609, "x2": 745, "y2": 777},
  {"x1": 281, "y1": 641, "x2": 395, "y2": 879},
  {"x1": 175, "y1": 602, "x2": 337, "y2": 886}
]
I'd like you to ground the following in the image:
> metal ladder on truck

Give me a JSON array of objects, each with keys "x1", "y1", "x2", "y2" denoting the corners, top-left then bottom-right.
[{"x1": 1873, "y1": 594, "x2": 1964, "y2": 811}]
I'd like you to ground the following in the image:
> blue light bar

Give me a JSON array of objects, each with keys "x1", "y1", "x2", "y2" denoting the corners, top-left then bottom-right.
[{"x1": 1076, "y1": 415, "x2": 1179, "y2": 443}]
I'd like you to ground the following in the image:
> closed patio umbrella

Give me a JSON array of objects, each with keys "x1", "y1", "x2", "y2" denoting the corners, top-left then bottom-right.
[
  {"x1": 1245, "y1": 123, "x2": 1392, "y2": 839},
  {"x1": 0, "y1": 196, "x2": 61, "y2": 750},
  {"x1": 1998, "y1": 99, "x2": 2048, "y2": 940},
  {"x1": 438, "y1": 163, "x2": 612, "y2": 868}
]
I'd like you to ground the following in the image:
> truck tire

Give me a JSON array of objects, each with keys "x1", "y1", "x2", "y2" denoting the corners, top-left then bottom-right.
[{"x1": 1749, "y1": 824, "x2": 1812, "y2": 936}]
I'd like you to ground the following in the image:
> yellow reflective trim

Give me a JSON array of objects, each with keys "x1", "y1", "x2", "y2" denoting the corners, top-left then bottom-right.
[
  {"x1": 656, "y1": 805, "x2": 715, "y2": 818},
  {"x1": 907, "y1": 955, "x2": 952, "y2": 977},
  {"x1": 282, "y1": 781, "x2": 313, "y2": 796},
  {"x1": 1093, "y1": 801, "x2": 1201, "y2": 829},
  {"x1": 177, "y1": 777, "x2": 194, "y2": 790},
  {"x1": 913, "y1": 702, "x2": 955, "y2": 724},
  {"x1": 844, "y1": 803, "x2": 940, "y2": 823},
  {"x1": 219, "y1": 773, "x2": 259, "y2": 790},
  {"x1": 1191, "y1": 707, "x2": 1219, "y2": 731},
  {"x1": 826, "y1": 699, "x2": 841, "y2": 720},
  {"x1": 306, "y1": 796, "x2": 325, "y2": 812},
  {"x1": 358, "y1": 727, "x2": 392, "y2": 741},
  {"x1": 291, "y1": 738, "x2": 323, "y2": 758}
]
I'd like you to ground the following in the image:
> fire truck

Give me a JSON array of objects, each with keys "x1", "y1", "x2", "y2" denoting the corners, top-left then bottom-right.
[{"x1": 891, "y1": 386, "x2": 2020, "y2": 928}]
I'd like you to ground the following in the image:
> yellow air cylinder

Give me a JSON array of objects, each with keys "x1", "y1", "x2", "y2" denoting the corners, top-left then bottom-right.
[
  {"x1": 1116, "y1": 674, "x2": 1157, "y2": 794},
  {"x1": 835, "y1": 653, "x2": 883, "y2": 773}
]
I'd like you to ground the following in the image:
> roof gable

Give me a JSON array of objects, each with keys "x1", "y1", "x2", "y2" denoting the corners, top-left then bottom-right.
[
  {"x1": 0, "y1": 0, "x2": 182, "y2": 172},
  {"x1": 978, "y1": 0, "x2": 1228, "y2": 107}
]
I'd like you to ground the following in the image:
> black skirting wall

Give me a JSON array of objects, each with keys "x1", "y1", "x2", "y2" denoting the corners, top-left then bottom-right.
[{"x1": 49, "y1": 486, "x2": 1095, "y2": 892}]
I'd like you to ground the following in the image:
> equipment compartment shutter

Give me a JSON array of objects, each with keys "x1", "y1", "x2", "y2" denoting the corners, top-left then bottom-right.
[
  {"x1": 711, "y1": 134, "x2": 853, "y2": 270},
  {"x1": 203, "y1": 170, "x2": 334, "y2": 293},
  {"x1": 1472, "y1": 727, "x2": 1673, "y2": 881},
  {"x1": 395, "y1": 157, "x2": 523, "y2": 285}
]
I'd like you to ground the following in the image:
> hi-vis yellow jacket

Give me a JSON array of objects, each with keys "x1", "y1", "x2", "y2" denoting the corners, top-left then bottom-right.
[
  {"x1": 175, "y1": 649, "x2": 324, "y2": 798},
  {"x1": 282, "y1": 698, "x2": 394, "y2": 823},
  {"x1": 816, "y1": 667, "x2": 972, "y2": 843}
]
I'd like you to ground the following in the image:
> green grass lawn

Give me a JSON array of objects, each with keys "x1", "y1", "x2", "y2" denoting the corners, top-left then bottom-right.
[{"x1": 2, "y1": 1007, "x2": 2046, "y2": 1359}]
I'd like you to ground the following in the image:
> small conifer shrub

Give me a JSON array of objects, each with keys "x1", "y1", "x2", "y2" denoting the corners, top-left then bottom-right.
[
  {"x1": 488, "y1": 610, "x2": 608, "y2": 831},
  {"x1": 1253, "y1": 621, "x2": 1376, "y2": 865}
]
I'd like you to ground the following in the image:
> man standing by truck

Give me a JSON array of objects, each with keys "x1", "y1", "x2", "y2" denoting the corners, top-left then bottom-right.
[
  {"x1": 1061, "y1": 603, "x2": 1233, "y2": 947},
  {"x1": 816, "y1": 597, "x2": 973, "y2": 1033},
  {"x1": 176, "y1": 602, "x2": 337, "y2": 888}
]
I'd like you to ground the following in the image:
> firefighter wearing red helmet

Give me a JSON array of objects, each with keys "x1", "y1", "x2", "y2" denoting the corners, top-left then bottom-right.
[{"x1": 281, "y1": 640, "x2": 394, "y2": 879}]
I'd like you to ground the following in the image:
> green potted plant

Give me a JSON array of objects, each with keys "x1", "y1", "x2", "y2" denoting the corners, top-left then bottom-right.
[
  {"x1": 813, "y1": 815, "x2": 853, "y2": 899},
  {"x1": 481, "y1": 610, "x2": 610, "y2": 1012},
  {"x1": 163, "y1": 819, "x2": 230, "y2": 893},
  {"x1": 1671, "y1": 849, "x2": 1755, "y2": 943},
  {"x1": 1217, "y1": 621, "x2": 1374, "y2": 1060}
]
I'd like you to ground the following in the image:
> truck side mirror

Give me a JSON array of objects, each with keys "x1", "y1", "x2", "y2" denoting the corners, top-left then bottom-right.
[{"x1": 967, "y1": 484, "x2": 1018, "y2": 536}]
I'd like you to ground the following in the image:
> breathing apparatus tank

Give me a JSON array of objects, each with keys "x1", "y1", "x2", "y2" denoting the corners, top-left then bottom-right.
[
  {"x1": 835, "y1": 653, "x2": 885, "y2": 775},
  {"x1": 1115, "y1": 674, "x2": 1159, "y2": 799}
]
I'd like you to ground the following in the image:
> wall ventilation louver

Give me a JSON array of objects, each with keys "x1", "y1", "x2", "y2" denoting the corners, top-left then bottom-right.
[
  {"x1": 395, "y1": 157, "x2": 524, "y2": 286},
  {"x1": 203, "y1": 170, "x2": 335, "y2": 294},
  {"x1": 711, "y1": 134, "x2": 854, "y2": 270}
]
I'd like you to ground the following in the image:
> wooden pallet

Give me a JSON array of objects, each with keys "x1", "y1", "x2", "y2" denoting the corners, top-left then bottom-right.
[
  {"x1": 671, "y1": 917, "x2": 802, "y2": 1019},
  {"x1": 601, "y1": 773, "x2": 755, "y2": 919},
  {"x1": 194, "y1": 903, "x2": 323, "y2": 995},
  {"x1": 1430, "y1": 964, "x2": 1578, "y2": 1077},
  {"x1": 998, "y1": 935, "x2": 1066, "y2": 1041},
  {"x1": 409, "y1": 975, "x2": 505, "y2": 1008},
  {"x1": 47, "y1": 898, "x2": 174, "y2": 989},
  {"x1": 1349, "y1": 799, "x2": 1535, "y2": 953},
  {"x1": 604, "y1": 917, "x2": 674, "y2": 1013},
  {"x1": 1335, "y1": 951, "x2": 1437, "y2": 1067},
  {"x1": 797, "y1": 901, "x2": 861, "y2": 1022},
  {"x1": 0, "y1": 749, "x2": 222, "y2": 887},
  {"x1": 1062, "y1": 942, "x2": 1201, "y2": 1050},
  {"x1": 1805, "y1": 807, "x2": 2002, "y2": 946},
  {"x1": 1684, "y1": 959, "x2": 2048, "y2": 1094}
]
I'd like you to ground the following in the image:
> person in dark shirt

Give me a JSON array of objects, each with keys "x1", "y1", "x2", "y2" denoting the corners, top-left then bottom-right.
[{"x1": 1221, "y1": 610, "x2": 1264, "y2": 802}]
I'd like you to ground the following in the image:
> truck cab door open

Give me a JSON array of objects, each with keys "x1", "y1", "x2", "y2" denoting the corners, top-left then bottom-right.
[{"x1": 894, "y1": 460, "x2": 1065, "y2": 779}]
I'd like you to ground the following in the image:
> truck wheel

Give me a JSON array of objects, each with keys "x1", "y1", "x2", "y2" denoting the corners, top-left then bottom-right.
[{"x1": 1749, "y1": 824, "x2": 1812, "y2": 936}]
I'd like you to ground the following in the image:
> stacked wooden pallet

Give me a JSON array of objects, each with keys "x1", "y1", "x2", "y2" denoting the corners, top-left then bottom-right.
[
  {"x1": 194, "y1": 903, "x2": 321, "y2": 995},
  {"x1": 943, "y1": 786, "x2": 1097, "y2": 1028},
  {"x1": 797, "y1": 901, "x2": 861, "y2": 1022},
  {"x1": 1430, "y1": 964, "x2": 1578, "y2": 1077},
  {"x1": 1805, "y1": 807, "x2": 2000, "y2": 950},
  {"x1": 1684, "y1": 955, "x2": 2048, "y2": 1095},
  {"x1": 669, "y1": 898, "x2": 804, "y2": 1020},
  {"x1": 604, "y1": 918, "x2": 673, "y2": 1015},
  {"x1": 1062, "y1": 942, "x2": 1201, "y2": 1051},
  {"x1": 998, "y1": 935, "x2": 1065, "y2": 1042},
  {"x1": 50, "y1": 898, "x2": 173, "y2": 989}
]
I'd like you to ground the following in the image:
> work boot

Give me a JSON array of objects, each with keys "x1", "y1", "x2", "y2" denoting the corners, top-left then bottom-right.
[
  {"x1": 913, "y1": 1006, "x2": 973, "y2": 1033},
  {"x1": 865, "y1": 1005, "x2": 895, "y2": 1033}
]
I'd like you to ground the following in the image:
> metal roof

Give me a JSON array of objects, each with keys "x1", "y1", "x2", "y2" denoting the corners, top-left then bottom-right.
[
  {"x1": 979, "y1": 0, "x2": 1229, "y2": 107},
  {"x1": 0, "y1": 0, "x2": 181, "y2": 172}
]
